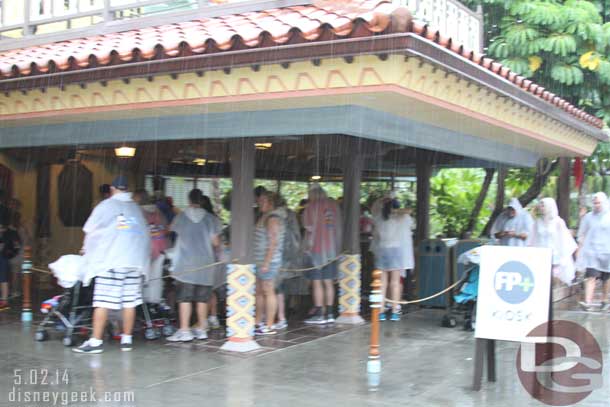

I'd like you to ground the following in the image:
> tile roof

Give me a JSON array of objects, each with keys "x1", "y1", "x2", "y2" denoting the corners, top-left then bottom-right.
[{"x1": 0, "y1": 0, "x2": 603, "y2": 129}]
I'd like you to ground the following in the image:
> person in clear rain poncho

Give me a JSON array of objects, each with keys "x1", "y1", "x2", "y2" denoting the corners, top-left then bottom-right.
[
  {"x1": 302, "y1": 184, "x2": 342, "y2": 325},
  {"x1": 371, "y1": 197, "x2": 414, "y2": 321},
  {"x1": 166, "y1": 189, "x2": 222, "y2": 342},
  {"x1": 576, "y1": 192, "x2": 610, "y2": 311},
  {"x1": 490, "y1": 198, "x2": 534, "y2": 247},
  {"x1": 529, "y1": 197, "x2": 577, "y2": 286},
  {"x1": 73, "y1": 176, "x2": 151, "y2": 354}
]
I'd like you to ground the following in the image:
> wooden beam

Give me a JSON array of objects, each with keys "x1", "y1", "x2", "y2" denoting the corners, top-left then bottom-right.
[
  {"x1": 416, "y1": 155, "x2": 432, "y2": 243},
  {"x1": 557, "y1": 157, "x2": 571, "y2": 225},
  {"x1": 229, "y1": 139, "x2": 255, "y2": 263},
  {"x1": 342, "y1": 138, "x2": 364, "y2": 254}
]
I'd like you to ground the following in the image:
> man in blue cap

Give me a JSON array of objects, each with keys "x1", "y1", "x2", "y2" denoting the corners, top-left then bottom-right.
[{"x1": 73, "y1": 175, "x2": 151, "y2": 353}]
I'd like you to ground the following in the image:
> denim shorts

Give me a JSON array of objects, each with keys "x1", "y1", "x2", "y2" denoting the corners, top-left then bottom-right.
[
  {"x1": 585, "y1": 268, "x2": 610, "y2": 282},
  {"x1": 256, "y1": 262, "x2": 281, "y2": 281},
  {"x1": 305, "y1": 253, "x2": 338, "y2": 281},
  {"x1": 375, "y1": 247, "x2": 404, "y2": 271},
  {"x1": 0, "y1": 256, "x2": 8, "y2": 283},
  {"x1": 175, "y1": 282, "x2": 212, "y2": 303}
]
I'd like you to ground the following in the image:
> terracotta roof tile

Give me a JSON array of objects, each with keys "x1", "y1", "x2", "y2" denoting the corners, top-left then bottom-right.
[{"x1": 0, "y1": 0, "x2": 603, "y2": 129}]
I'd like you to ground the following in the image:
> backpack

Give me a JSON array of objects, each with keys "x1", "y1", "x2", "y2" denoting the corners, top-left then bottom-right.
[{"x1": 281, "y1": 209, "x2": 302, "y2": 269}]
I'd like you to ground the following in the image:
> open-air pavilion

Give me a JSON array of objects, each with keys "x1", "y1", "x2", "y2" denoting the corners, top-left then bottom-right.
[{"x1": 0, "y1": 0, "x2": 606, "y2": 350}]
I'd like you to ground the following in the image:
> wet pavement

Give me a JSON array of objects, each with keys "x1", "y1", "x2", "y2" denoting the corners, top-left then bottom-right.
[{"x1": 1, "y1": 298, "x2": 609, "y2": 407}]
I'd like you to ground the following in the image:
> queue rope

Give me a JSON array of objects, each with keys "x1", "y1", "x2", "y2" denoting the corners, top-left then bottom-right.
[
  {"x1": 27, "y1": 252, "x2": 347, "y2": 281},
  {"x1": 384, "y1": 274, "x2": 468, "y2": 305}
]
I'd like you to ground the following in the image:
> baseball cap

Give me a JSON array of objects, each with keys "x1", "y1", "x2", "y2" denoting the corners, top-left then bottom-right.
[{"x1": 111, "y1": 175, "x2": 128, "y2": 190}]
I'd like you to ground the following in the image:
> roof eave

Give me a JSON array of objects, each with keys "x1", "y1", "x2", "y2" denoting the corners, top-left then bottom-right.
[{"x1": 0, "y1": 32, "x2": 605, "y2": 141}]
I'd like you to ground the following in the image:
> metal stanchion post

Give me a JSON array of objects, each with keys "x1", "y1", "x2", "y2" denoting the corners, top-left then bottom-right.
[
  {"x1": 367, "y1": 269, "x2": 382, "y2": 373},
  {"x1": 21, "y1": 246, "x2": 33, "y2": 323}
]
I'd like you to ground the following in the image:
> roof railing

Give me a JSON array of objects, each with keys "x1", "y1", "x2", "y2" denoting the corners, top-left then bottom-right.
[{"x1": 0, "y1": 0, "x2": 483, "y2": 53}]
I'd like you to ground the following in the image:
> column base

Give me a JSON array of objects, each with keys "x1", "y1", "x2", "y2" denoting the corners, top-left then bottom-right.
[
  {"x1": 221, "y1": 338, "x2": 261, "y2": 353},
  {"x1": 21, "y1": 310, "x2": 32, "y2": 322},
  {"x1": 367, "y1": 358, "x2": 381, "y2": 373},
  {"x1": 336, "y1": 313, "x2": 365, "y2": 325}
]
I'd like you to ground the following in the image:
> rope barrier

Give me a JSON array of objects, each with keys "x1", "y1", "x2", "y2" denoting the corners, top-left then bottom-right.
[
  {"x1": 28, "y1": 253, "x2": 347, "y2": 281},
  {"x1": 278, "y1": 253, "x2": 346, "y2": 273},
  {"x1": 384, "y1": 275, "x2": 468, "y2": 305}
]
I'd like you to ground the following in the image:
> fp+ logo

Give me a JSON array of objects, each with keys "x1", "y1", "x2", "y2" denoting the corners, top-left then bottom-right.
[{"x1": 494, "y1": 261, "x2": 534, "y2": 304}]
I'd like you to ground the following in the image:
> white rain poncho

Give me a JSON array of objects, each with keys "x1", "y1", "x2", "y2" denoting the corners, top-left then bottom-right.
[
  {"x1": 169, "y1": 207, "x2": 222, "y2": 286},
  {"x1": 576, "y1": 192, "x2": 610, "y2": 272},
  {"x1": 82, "y1": 192, "x2": 151, "y2": 286},
  {"x1": 302, "y1": 186, "x2": 343, "y2": 266},
  {"x1": 371, "y1": 198, "x2": 415, "y2": 274},
  {"x1": 490, "y1": 198, "x2": 534, "y2": 247},
  {"x1": 49, "y1": 254, "x2": 85, "y2": 288},
  {"x1": 529, "y1": 198, "x2": 577, "y2": 284}
]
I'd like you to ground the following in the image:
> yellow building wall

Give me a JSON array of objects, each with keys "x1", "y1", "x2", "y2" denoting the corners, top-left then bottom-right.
[
  {"x1": 46, "y1": 157, "x2": 137, "y2": 262},
  {"x1": 0, "y1": 151, "x2": 138, "y2": 264}
]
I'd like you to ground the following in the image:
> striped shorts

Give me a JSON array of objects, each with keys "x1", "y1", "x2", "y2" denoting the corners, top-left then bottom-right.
[{"x1": 93, "y1": 268, "x2": 143, "y2": 310}]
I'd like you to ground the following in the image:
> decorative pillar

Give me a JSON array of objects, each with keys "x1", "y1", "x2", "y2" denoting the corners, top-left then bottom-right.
[
  {"x1": 367, "y1": 270, "x2": 382, "y2": 373},
  {"x1": 221, "y1": 139, "x2": 259, "y2": 352},
  {"x1": 21, "y1": 247, "x2": 33, "y2": 323},
  {"x1": 222, "y1": 264, "x2": 259, "y2": 352},
  {"x1": 337, "y1": 254, "x2": 364, "y2": 324},
  {"x1": 337, "y1": 138, "x2": 364, "y2": 324}
]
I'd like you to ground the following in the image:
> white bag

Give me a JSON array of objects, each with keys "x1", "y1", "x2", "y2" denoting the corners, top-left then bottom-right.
[{"x1": 48, "y1": 255, "x2": 86, "y2": 288}]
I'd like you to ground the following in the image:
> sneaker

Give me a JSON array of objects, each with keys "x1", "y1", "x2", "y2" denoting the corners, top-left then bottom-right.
[
  {"x1": 600, "y1": 302, "x2": 609, "y2": 312},
  {"x1": 390, "y1": 313, "x2": 401, "y2": 322},
  {"x1": 304, "y1": 314, "x2": 327, "y2": 325},
  {"x1": 208, "y1": 315, "x2": 221, "y2": 330},
  {"x1": 579, "y1": 301, "x2": 594, "y2": 312},
  {"x1": 255, "y1": 326, "x2": 277, "y2": 336},
  {"x1": 192, "y1": 328, "x2": 208, "y2": 340},
  {"x1": 166, "y1": 329, "x2": 194, "y2": 342},
  {"x1": 0, "y1": 300, "x2": 9, "y2": 311},
  {"x1": 326, "y1": 314, "x2": 335, "y2": 324},
  {"x1": 120, "y1": 342, "x2": 133, "y2": 352},
  {"x1": 379, "y1": 312, "x2": 387, "y2": 321},
  {"x1": 72, "y1": 339, "x2": 103, "y2": 354},
  {"x1": 273, "y1": 319, "x2": 288, "y2": 330}
]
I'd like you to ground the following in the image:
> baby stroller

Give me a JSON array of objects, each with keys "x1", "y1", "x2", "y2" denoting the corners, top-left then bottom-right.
[
  {"x1": 36, "y1": 255, "x2": 93, "y2": 346},
  {"x1": 139, "y1": 254, "x2": 175, "y2": 339},
  {"x1": 441, "y1": 248, "x2": 480, "y2": 331}
]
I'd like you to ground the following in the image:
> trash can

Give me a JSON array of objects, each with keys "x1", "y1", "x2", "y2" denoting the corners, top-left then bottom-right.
[{"x1": 417, "y1": 239, "x2": 452, "y2": 308}]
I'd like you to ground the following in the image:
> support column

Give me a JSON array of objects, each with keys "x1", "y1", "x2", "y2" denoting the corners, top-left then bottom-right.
[
  {"x1": 416, "y1": 155, "x2": 433, "y2": 243},
  {"x1": 222, "y1": 139, "x2": 259, "y2": 352},
  {"x1": 337, "y1": 138, "x2": 365, "y2": 324},
  {"x1": 557, "y1": 157, "x2": 571, "y2": 225}
]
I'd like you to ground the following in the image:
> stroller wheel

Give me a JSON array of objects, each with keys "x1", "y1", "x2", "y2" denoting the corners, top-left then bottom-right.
[
  {"x1": 441, "y1": 315, "x2": 457, "y2": 328},
  {"x1": 62, "y1": 336, "x2": 75, "y2": 347},
  {"x1": 144, "y1": 328, "x2": 159, "y2": 340},
  {"x1": 162, "y1": 324, "x2": 175, "y2": 337},
  {"x1": 35, "y1": 330, "x2": 49, "y2": 342}
]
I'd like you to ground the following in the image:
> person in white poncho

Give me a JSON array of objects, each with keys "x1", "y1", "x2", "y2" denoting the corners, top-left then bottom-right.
[
  {"x1": 73, "y1": 176, "x2": 151, "y2": 354},
  {"x1": 166, "y1": 189, "x2": 222, "y2": 342},
  {"x1": 490, "y1": 198, "x2": 534, "y2": 247},
  {"x1": 371, "y1": 196, "x2": 414, "y2": 322},
  {"x1": 529, "y1": 197, "x2": 577, "y2": 286},
  {"x1": 576, "y1": 192, "x2": 610, "y2": 311}
]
